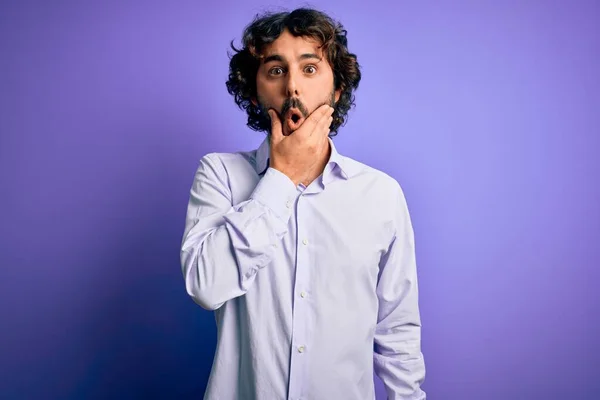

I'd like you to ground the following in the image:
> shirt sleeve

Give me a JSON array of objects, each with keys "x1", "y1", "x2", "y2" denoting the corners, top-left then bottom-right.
[
  {"x1": 373, "y1": 183, "x2": 426, "y2": 399},
  {"x1": 180, "y1": 153, "x2": 297, "y2": 310}
]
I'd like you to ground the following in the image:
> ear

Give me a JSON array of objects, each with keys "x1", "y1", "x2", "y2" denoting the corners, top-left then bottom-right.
[
  {"x1": 334, "y1": 88, "x2": 342, "y2": 103},
  {"x1": 251, "y1": 97, "x2": 258, "y2": 106}
]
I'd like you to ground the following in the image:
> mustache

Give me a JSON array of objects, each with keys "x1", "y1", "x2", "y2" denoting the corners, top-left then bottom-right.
[{"x1": 280, "y1": 98, "x2": 309, "y2": 119}]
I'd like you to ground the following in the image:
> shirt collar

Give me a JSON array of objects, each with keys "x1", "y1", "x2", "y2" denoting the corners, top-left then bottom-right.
[{"x1": 254, "y1": 135, "x2": 360, "y2": 184}]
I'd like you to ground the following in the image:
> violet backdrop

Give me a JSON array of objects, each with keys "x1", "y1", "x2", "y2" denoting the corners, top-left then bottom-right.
[{"x1": 1, "y1": 1, "x2": 598, "y2": 399}]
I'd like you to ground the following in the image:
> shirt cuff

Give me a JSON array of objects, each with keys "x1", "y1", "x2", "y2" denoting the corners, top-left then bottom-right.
[{"x1": 250, "y1": 167, "x2": 298, "y2": 222}]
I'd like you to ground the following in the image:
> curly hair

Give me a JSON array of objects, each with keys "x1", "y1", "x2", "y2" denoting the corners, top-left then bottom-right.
[{"x1": 226, "y1": 8, "x2": 361, "y2": 136}]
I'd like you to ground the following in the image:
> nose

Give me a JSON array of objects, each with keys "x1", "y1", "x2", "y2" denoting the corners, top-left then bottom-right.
[{"x1": 285, "y1": 71, "x2": 299, "y2": 97}]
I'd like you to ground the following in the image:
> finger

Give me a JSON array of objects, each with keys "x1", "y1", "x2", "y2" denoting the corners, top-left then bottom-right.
[
  {"x1": 318, "y1": 118, "x2": 332, "y2": 153},
  {"x1": 302, "y1": 104, "x2": 334, "y2": 132},
  {"x1": 313, "y1": 104, "x2": 334, "y2": 123},
  {"x1": 268, "y1": 109, "x2": 283, "y2": 142},
  {"x1": 315, "y1": 114, "x2": 333, "y2": 139},
  {"x1": 323, "y1": 115, "x2": 333, "y2": 133},
  {"x1": 295, "y1": 106, "x2": 334, "y2": 142},
  {"x1": 325, "y1": 118, "x2": 333, "y2": 142},
  {"x1": 308, "y1": 115, "x2": 332, "y2": 149}
]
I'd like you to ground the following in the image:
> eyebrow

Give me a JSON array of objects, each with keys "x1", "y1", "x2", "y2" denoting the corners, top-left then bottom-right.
[{"x1": 262, "y1": 53, "x2": 322, "y2": 64}]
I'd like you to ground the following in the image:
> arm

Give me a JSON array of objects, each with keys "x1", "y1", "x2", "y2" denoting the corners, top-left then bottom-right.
[
  {"x1": 373, "y1": 185, "x2": 426, "y2": 400},
  {"x1": 180, "y1": 153, "x2": 297, "y2": 310}
]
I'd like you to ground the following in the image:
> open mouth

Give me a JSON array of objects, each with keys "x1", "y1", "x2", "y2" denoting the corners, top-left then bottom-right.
[{"x1": 285, "y1": 109, "x2": 305, "y2": 134}]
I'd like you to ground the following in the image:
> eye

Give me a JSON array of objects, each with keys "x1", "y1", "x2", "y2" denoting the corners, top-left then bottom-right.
[
  {"x1": 304, "y1": 65, "x2": 317, "y2": 74},
  {"x1": 268, "y1": 67, "x2": 285, "y2": 76}
]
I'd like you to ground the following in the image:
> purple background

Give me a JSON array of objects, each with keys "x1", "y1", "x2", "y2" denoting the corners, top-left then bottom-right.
[{"x1": 1, "y1": 1, "x2": 599, "y2": 399}]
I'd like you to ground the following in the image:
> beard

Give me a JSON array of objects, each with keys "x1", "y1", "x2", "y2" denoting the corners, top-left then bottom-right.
[{"x1": 256, "y1": 89, "x2": 336, "y2": 135}]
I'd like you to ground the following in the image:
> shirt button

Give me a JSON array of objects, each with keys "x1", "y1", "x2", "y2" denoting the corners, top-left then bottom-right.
[
  {"x1": 298, "y1": 345, "x2": 305, "y2": 353},
  {"x1": 286, "y1": 200, "x2": 292, "y2": 209},
  {"x1": 302, "y1": 238, "x2": 309, "y2": 245},
  {"x1": 300, "y1": 291, "x2": 307, "y2": 298}
]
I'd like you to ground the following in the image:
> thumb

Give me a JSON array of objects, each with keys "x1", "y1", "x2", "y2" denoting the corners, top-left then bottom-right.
[{"x1": 268, "y1": 109, "x2": 283, "y2": 139}]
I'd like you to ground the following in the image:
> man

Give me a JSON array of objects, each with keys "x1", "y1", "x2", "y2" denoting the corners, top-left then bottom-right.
[{"x1": 180, "y1": 8, "x2": 426, "y2": 400}]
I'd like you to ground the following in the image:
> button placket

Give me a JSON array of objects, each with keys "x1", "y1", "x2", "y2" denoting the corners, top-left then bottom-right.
[{"x1": 288, "y1": 193, "x2": 311, "y2": 399}]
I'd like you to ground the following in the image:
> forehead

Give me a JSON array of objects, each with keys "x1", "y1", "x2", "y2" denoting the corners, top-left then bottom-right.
[{"x1": 261, "y1": 29, "x2": 323, "y2": 59}]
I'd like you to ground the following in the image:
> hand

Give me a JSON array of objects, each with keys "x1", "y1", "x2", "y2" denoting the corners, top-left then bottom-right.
[{"x1": 267, "y1": 104, "x2": 334, "y2": 186}]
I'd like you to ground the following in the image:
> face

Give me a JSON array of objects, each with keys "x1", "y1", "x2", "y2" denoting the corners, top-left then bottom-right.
[{"x1": 252, "y1": 29, "x2": 341, "y2": 136}]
